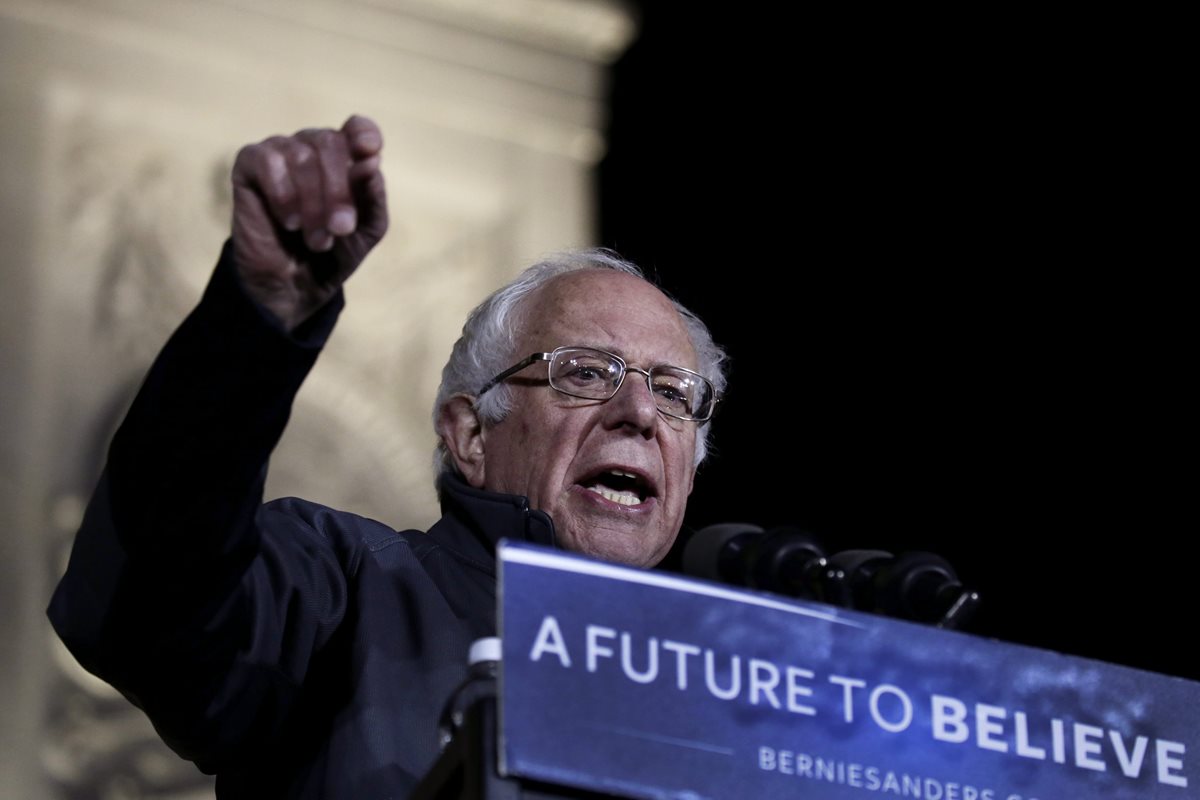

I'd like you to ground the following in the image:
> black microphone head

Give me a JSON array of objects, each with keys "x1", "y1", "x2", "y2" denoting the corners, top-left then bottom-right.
[
  {"x1": 748, "y1": 526, "x2": 827, "y2": 597},
  {"x1": 682, "y1": 523, "x2": 764, "y2": 584},
  {"x1": 874, "y1": 551, "x2": 962, "y2": 623},
  {"x1": 827, "y1": 549, "x2": 895, "y2": 578},
  {"x1": 825, "y1": 549, "x2": 972, "y2": 626},
  {"x1": 826, "y1": 549, "x2": 895, "y2": 611}
]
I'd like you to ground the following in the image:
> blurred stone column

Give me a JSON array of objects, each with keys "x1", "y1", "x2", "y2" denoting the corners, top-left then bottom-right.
[{"x1": 0, "y1": 0, "x2": 633, "y2": 795}]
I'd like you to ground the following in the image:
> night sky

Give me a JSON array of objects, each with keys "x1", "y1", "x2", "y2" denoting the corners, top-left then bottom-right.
[{"x1": 599, "y1": 8, "x2": 1190, "y2": 680}]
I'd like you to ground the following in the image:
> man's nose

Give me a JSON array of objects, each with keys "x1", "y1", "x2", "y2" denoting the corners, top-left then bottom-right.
[{"x1": 603, "y1": 369, "x2": 660, "y2": 436}]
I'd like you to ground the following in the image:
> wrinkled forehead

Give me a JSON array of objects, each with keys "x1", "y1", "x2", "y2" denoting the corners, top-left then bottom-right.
[{"x1": 516, "y1": 270, "x2": 698, "y2": 368}]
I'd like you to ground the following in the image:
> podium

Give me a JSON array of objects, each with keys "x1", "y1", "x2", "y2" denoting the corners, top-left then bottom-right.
[
  {"x1": 411, "y1": 690, "x2": 620, "y2": 800},
  {"x1": 415, "y1": 542, "x2": 1196, "y2": 800}
]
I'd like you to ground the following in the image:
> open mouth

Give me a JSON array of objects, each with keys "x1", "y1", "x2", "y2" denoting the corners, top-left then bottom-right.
[{"x1": 581, "y1": 468, "x2": 652, "y2": 507}]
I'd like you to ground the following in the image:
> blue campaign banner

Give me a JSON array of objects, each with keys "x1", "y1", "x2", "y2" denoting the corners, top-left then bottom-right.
[{"x1": 497, "y1": 541, "x2": 1197, "y2": 800}]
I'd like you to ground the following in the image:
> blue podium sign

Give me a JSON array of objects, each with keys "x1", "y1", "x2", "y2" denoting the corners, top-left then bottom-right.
[{"x1": 498, "y1": 541, "x2": 1196, "y2": 800}]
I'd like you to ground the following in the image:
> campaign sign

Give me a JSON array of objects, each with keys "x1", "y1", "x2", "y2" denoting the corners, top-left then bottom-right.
[{"x1": 497, "y1": 541, "x2": 1197, "y2": 800}]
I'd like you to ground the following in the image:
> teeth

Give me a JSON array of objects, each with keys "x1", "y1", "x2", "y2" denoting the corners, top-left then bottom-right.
[
  {"x1": 587, "y1": 484, "x2": 642, "y2": 506},
  {"x1": 609, "y1": 469, "x2": 636, "y2": 479}
]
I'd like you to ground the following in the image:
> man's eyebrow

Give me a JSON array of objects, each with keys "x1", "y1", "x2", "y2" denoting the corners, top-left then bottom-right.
[{"x1": 573, "y1": 344, "x2": 688, "y2": 370}]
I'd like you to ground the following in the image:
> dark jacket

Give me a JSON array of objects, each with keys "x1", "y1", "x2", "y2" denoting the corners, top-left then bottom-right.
[{"x1": 48, "y1": 245, "x2": 556, "y2": 797}]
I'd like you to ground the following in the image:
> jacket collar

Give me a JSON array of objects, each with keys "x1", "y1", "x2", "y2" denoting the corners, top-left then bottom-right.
[{"x1": 427, "y1": 473, "x2": 557, "y2": 571}]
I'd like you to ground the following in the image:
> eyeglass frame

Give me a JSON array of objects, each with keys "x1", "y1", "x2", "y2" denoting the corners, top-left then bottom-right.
[{"x1": 476, "y1": 345, "x2": 719, "y2": 422}]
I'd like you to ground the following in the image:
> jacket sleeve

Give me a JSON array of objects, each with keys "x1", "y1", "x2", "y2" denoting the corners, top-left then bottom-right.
[{"x1": 48, "y1": 241, "x2": 353, "y2": 770}]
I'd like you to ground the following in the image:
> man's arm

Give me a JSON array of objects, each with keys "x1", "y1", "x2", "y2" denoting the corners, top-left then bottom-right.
[{"x1": 48, "y1": 116, "x2": 388, "y2": 767}]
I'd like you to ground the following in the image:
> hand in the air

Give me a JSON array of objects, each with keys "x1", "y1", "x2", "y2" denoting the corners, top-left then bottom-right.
[{"x1": 231, "y1": 115, "x2": 388, "y2": 331}]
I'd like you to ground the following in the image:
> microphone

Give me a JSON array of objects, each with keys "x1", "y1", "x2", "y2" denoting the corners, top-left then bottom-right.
[
  {"x1": 826, "y1": 549, "x2": 980, "y2": 629},
  {"x1": 683, "y1": 524, "x2": 979, "y2": 629},
  {"x1": 682, "y1": 523, "x2": 832, "y2": 600},
  {"x1": 680, "y1": 522, "x2": 763, "y2": 585}
]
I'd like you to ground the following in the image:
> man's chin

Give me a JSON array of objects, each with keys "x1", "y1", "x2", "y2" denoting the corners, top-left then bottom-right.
[
  {"x1": 552, "y1": 488, "x2": 679, "y2": 567},
  {"x1": 558, "y1": 519, "x2": 674, "y2": 569}
]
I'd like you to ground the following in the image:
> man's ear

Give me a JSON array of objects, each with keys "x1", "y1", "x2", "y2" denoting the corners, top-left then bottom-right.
[{"x1": 437, "y1": 394, "x2": 487, "y2": 488}]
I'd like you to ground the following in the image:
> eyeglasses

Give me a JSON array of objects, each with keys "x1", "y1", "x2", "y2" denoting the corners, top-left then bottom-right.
[{"x1": 477, "y1": 346, "x2": 718, "y2": 422}]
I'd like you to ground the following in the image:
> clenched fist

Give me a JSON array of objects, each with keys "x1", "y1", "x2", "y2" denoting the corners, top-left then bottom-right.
[{"x1": 231, "y1": 115, "x2": 388, "y2": 331}]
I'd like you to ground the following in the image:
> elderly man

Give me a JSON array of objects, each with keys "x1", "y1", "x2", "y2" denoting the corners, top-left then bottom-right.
[{"x1": 48, "y1": 117, "x2": 726, "y2": 798}]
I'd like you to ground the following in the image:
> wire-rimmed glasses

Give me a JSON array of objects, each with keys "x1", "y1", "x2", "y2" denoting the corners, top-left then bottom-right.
[{"x1": 477, "y1": 346, "x2": 718, "y2": 422}]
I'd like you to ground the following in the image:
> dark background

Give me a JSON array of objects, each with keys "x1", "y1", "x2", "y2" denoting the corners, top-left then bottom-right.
[{"x1": 598, "y1": 9, "x2": 1191, "y2": 680}]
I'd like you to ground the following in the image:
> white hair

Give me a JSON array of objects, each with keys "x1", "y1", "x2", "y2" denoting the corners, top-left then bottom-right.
[{"x1": 433, "y1": 248, "x2": 728, "y2": 480}]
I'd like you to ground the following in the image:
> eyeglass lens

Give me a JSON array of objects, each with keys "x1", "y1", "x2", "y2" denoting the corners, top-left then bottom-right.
[{"x1": 549, "y1": 348, "x2": 711, "y2": 419}]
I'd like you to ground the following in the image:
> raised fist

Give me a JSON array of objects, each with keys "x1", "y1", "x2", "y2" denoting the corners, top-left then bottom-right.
[{"x1": 231, "y1": 115, "x2": 388, "y2": 331}]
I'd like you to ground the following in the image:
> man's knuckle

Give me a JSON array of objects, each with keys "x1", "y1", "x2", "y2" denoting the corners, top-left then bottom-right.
[{"x1": 288, "y1": 142, "x2": 315, "y2": 166}]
